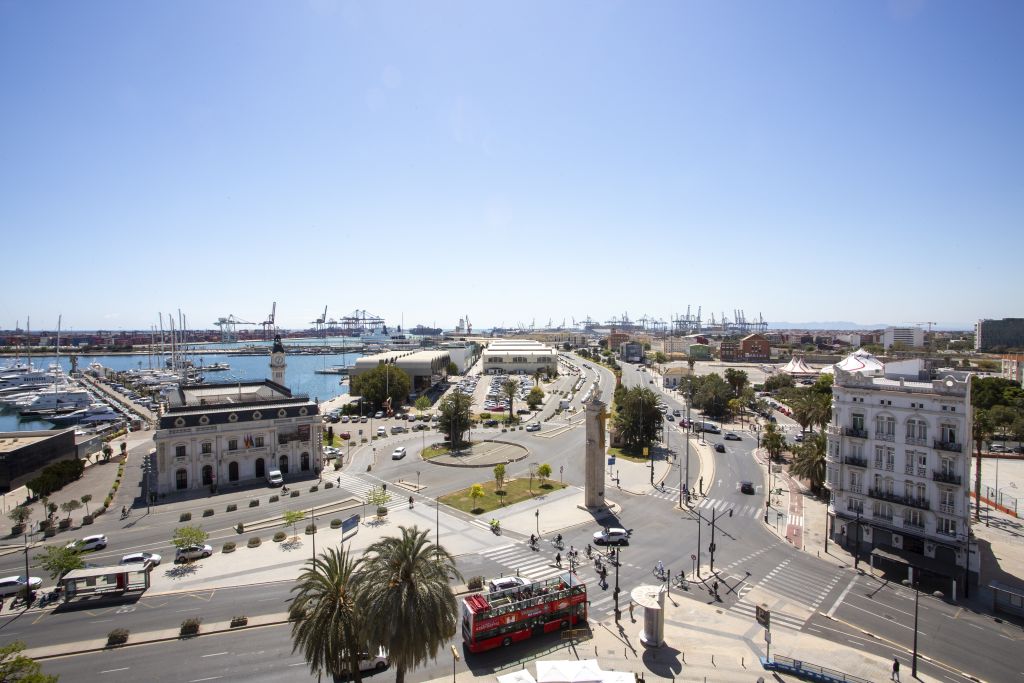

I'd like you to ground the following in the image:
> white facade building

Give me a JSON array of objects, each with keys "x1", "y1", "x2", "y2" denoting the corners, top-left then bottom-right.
[
  {"x1": 151, "y1": 337, "x2": 322, "y2": 495},
  {"x1": 883, "y1": 326, "x2": 925, "y2": 350},
  {"x1": 481, "y1": 339, "x2": 557, "y2": 375},
  {"x1": 825, "y1": 367, "x2": 975, "y2": 590}
]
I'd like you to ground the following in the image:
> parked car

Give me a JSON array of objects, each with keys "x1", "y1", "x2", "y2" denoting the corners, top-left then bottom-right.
[
  {"x1": 340, "y1": 415, "x2": 351, "y2": 423},
  {"x1": 740, "y1": 481, "x2": 755, "y2": 495},
  {"x1": 989, "y1": 444, "x2": 1009, "y2": 453},
  {"x1": 175, "y1": 544, "x2": 213, "y2": 563},
  {"x1": 525, "y1": 423, "x2": 541, "y2": 432},
  {"x1": 714, "y1": 444, "x2": 726, "y2": 453},
  {"x1": 119, "y1": 552, "x2": 162, "y2": 568},
  {"x1": 0, "y1": 575, "x2": 41, "y2": 597},
  {"x1": 266, "y1": 469, "x2": 284, "y2": 486},
  {"x1": 339, "y1": 431, "x2": 351, "y2": 440},
  {"x1": 359, "y1": 416, "x2": 368, "y2": 423},
  {"x1": 390, "y1": 425, "x2": 406, "y2": 434},
  {"x1": 356, "y1": 648, "x2": 389, "y2": 672},
  {"x1": 484, "y1": 419, "x2": 499, "y2": 427},
  {"x1": 66, "y1": 534, "x2": 108, "y2": 552},
  {"x1": 593, "y1": 527, "x2": 630, "y2": 545},
  {"x1": 724, "y1": 433, "x2": 741, "y2": 441},
  {"x1": 666, "y1": 414, "x2": 675, "y2": 421},
  {"x1": 672, "y1": 409, "x2": 681, "y2": 417},
  {"x1": 376, "y1": 426, "x2": 387, "y2": 437},
  {"x1": 373, "y1": 411, "x2": 384, "y2": 419},
  {"x1": 488, "y1": 576, "x2": 527, "y2": 593}
]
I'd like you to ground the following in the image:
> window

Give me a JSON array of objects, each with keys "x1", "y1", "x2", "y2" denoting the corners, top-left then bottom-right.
[
  {"x1": 872, "y1": 502, "x2": 893, "y2": 521},
  {"x1": 175, "y1": 445, "x2": 186, "y2": 458},
  {"x1": 937, "y1": 517, "x2": 957, "y2": 536},
  {"x1": 875, "y1": 446, "x2": 894, "y2": 471},
  {"x1": 906, "y1": 419, "x2": 927, "y2": 444},
  {"x1": 905, "y1": 509, "x2": 923, "y2": 528},
  {"x1": 254, "y1": 436, "x2": 264, "y2": 448},
  {"x1": 175, "y1": 468, "x2": 188, "y2": 490},
  {"x1": 847, "y1": 498, "x2": 863, "y2": 513},
  {"x1": 201, "y1": 465, "x2": 213, "y2": 485},
  {"x1": 848, "y1": 472, "x2": 862, "y2": 493},
  {"x1": 852, "y1": 414, "x2": 865, "y2": 432},
  {"x1": 940, "y1": 424, "x2": 957, "y2": 444},
  {"x1": 201, "y1": 442, "x2": 212, "y2": 455},
  {"x1": 229, "y1": 439, "x2": 238, "y2": 451},
  {"x1": 228, "y1": 461, "x2": 239, "y2": 481},
  {"x1": 916, "y1": 453, "x2": 927, "y2": 477},
  {"x1": 940, "y1": 489, "x2": 955, "y2": 513},
  {"x1": 875, "y1": 415, "x2": 895, "y2": 440},
  {"x1": 941, "y1": 457, "x2": 956, "y2": 477}
]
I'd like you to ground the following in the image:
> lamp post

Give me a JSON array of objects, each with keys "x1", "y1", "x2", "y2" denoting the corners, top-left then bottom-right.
[
  {"x1": 535, "y1": 509, "x2": 540, "y2": 537},
  {"x1": 417, "y1": 470, "x2": 421, "y2": 491},
  {"x1": 902, "y1": 574, "x2": 944, "y2": 679}
]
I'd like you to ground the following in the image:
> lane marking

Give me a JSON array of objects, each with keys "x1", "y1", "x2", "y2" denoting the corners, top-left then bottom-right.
[
  {"x1": 202, "y1": 652, "x2": 229, "y2": 658},
  {"x1": 100, "y1": 668, "x2": 130, "y2": 673},
  {"x1": 189, "y1": 677, "x2": 223, "y2": 682},
  {"x1": 828, "y1": 575, "x2": 859, "y2": 618}
]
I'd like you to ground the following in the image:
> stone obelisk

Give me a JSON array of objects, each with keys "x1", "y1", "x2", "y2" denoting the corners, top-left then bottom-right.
[{"x1": 584, "y1": 396, "x2": 607, "y2": 508}]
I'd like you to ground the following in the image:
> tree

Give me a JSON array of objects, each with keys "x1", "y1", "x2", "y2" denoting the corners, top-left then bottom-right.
[
  {"x1": 537, "y1": 464, "x2": 552, "y2": 488},
  {"x1": 350, "y1": 365, "x2": 412, "y2": 413},
  {"x1": 437, "y1": 390, "x2": 473, "y2": 451},
  {"x1": 102, "y1": 443, "x2": 113, "y2": 462},
  {"x1": 283, "y1": 510, "x2": 306, "y2": 538},
  {"x1": 533, "y1": 368, "x2": 543, "y2": 387},
  {"x1": 366, "y1": 486, "x2": 391, "y2": 510},
  {"x1": 728, "y1": 398, "x2": 746, "y2": 425},
  {"x1": 60, "y1": 499, "x2": 81, "y2": 520},
  {"x1": 39, "y1": 545, "x2": 84, "y2": 580},
  {"x1": 789, "y1": 391, "x2": 817, "y2": 434},
  {"x1": 7, "y1": 506, "x2": 32, "y2": 532},
  {"x1": 693, "y1": 374, "x2": 731, "y2": 419},
  {"x1": 446, "y1": 361, "x2": 458, "y2": 376},
  {"x1": 973, "y1": 409, "x2": 993, "y2": 521},
  {"x1": 290, "y1": 546, "x2": 367, "y2": 682},
  {"x1": 761, "y1": 423, "x2": 786, "y2": 462},
  {"x1": 80, "y1": 494, "x2": 92, "y2": 516},
  {"x1": 501, "y1": 378, "x2": 519, "y2": 423},
  {"x1": 492, "y1": 463, "x2": 506, "y2": 500},
  {"x1": 526, "y1": 387, "x2": 544, "y2": 410},
  {"x1": 687, "y1": 356, "x2": 696, "y2": 376},
  {"x1": 354, "y1": 526, "x2": 462, "y2": 683},
  {"x1": 723, "y1": 368, "x2": 749, "y2": 397},
  {"x1": 653, "y1": 351, "x2": 668, "y2": 364},
  {"x1": 563, "y1": 342, "x2": 571, "y2": 351},
  {"x1": 612, "y1": 386, "x2": 662, "y2": 450},
  {"x1": 469, "y1": 484, "x2": 485, "y2": 512},
  {"x1": 171, "y1": 525, "x2": 209, "y2": 554},
  {"x1": 763, "y1": 374, "x2": 795, "y2": 392},
  {"x1": 0, "y1": 641, "x2": 57, "y2": 683},
  {"x1": 414, "y1": 396, "x2": 431, "y2": 417},
  {"x1": 790, "y1": 432, "x2": 827, "y2": 493}
]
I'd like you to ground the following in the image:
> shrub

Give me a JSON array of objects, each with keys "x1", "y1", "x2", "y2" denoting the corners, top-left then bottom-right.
[
  {"x1": 467, "y1": 576, "x2": 484, "y2": 591},
  {"x1": 333, "y1": 461, "x2": 342, "y2": 471},
  {"x1": 230, "y1": 616, "x2": 248, "y2": 628},
  {"x1": 202, "y1": 509, "x2": 214, "y2": 517},
  {"x1": 107, "y1": 628, "x2": 129, "y2": 646},
  {"x1": 269, "y1": 495, "x2": 279, "y2": 503},
  {"x1": 330, "y1": 518, "x2": 342, "y2": 529},
  {"x1": 226, "y1": 504, "x2": 237, "y2": 512},
  {"x1": 290, "y1": 490, "x2": 300, "y2": 498},
  {"x1": 44, "y1": 528, "x2": 56, "y2": 537},
  {"x1": 309, "y1": 485, "x2": 318, "y2": 493},
  {"x1": 304, "y1": 524, "x2": 317, "y2": 535},
  {"x1": 249, "y1": 499, "x2": 259, "y2": 507},
  {"x1": 104, "y1": 495, "x2": 112, "y2": 507},
  {"x1": 222, "y1": 541, "x2": 236, "y2": 553},
  {"x1": 180, "y1": 617, "x2": 202, "y2": 636},
  {"x1": 82, "y1": 514, "x2": 93, "y2": 525},
  {"x1": 235, "y1": 523, "x2": 244, "y2": 534},
  {"x1": 324, "y1": 482, "x2": 334, "y2": 489},
  {"x1": 247, "y1": 537, "x2": 261, "y2": 548},
  {"x1": 179, "y1": 512, "x2": 192, "y2": 522},
  {"x1": 273, "y1": 531, "x2": 287, "y2": 542}
]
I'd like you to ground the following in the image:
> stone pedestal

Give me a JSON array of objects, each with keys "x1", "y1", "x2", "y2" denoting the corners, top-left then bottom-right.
[{"x1": 584, "y1": 398, "x2": 607, "y2": 509}]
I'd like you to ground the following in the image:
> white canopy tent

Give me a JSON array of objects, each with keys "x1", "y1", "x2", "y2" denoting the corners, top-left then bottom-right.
[
  {"x1": 779, "y1": 355, "x2": 817, "y2": 376},
  {"x1": 535, "y1": 660, "x2": 604, "y2": 683},
  {"x1": 821, "y1": 348, "x2": 884, "y2": 377},
  {"x1": 497, "y1": 672, "x2": 538, "y2": 683}
]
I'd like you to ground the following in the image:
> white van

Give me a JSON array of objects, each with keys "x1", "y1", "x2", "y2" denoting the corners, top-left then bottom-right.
[
  {"x1": 266, "y1": 469, "x2": 283, "y2": 486},
  {"x1": 488, "y1": 576, "x2": 527, "y2": 593},
  {"x1": 391, "y1": 447, "x2": 407, "y2": 460},
  {"x1": 694, "y1": 421, "x2": 720, "y2": 434}
]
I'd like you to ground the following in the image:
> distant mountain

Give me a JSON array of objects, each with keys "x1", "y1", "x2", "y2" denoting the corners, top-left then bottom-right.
[{"x1": 768, "y1": 321, "x2": 973, "y2": 331}]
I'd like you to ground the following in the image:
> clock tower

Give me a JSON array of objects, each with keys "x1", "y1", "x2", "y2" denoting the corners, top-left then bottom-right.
[{"x1": 270, "y1": 335, "x2": 287, "y2": 386}]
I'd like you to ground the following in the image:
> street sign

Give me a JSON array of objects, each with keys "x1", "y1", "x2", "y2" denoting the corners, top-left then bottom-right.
[
  {"x1": 691, "y1": 553, "x2": 696, "y2": 561},
  {"x1": 756, "y1": 604, "x2": 771, "y2": 628},
  {"x1": 643, "y1": 447, "x2": 649, "y2": 457},
  {"x1": 608, "y1": 457, "x2": 616, "y2": 465}
]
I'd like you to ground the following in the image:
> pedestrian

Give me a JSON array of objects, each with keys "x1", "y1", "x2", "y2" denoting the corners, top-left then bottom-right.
[
  {"x1": 555, "y1": 553, "x2": 562, "y2": 568},
  {"x1": 891, "y1": 657, "x2": 900, "y2": 681},
  {"x1": 712, "y1": 580, "x2": 719, "y2": 598},
  {"x1": 628, "y1": 600, "x2": 634, "y2": 621}
]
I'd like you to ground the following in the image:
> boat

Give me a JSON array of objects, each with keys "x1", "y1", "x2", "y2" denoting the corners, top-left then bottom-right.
[
  {"x1": 48, "y1": 403, "x2": 122, "y2": 427},
  {"x1": 17, "y1": 387, "x2": 94, "y2": 417}
]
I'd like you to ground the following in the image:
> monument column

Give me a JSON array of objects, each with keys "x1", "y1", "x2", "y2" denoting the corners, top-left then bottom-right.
[{"x1": 584, "y1": 397, "x2": 607, "y2": 509}]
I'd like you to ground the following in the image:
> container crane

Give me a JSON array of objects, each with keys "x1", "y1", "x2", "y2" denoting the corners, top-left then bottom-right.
[{"x1": 260, "y1": 302, "x2": 276, "y2": 340}]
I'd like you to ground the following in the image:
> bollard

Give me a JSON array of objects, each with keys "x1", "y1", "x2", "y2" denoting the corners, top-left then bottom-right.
[{"x1": 711, "y1": 654, "x2": 715, "y2": 666}]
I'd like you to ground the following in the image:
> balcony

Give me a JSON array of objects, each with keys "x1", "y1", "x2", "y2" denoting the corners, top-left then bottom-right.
[
  {"x1": 849, "y1": 483, "x2": 863, "y2": 494},
  {"x1": 845, "y1": 427, "x2": 868, "y2": 439},
  {"x1": 936, "y1": 527, "x2": 958, "y2": 538},
  {"x1": 868, "y1": 488, "x2": 931, "y2": 510},
  {"x1": 844, "y1": 455, "x2": 868, "y2": 468},
  {"x1": 934, "y1": 440, "x2": 962, "y2": 453},
  {"x1": 905, "y1": 436, "x2": 928, "y2": 447},
  {"x1": 940, "y1": 503, "x2": 956, "y2": 514},
  {"x1": 875, "y1": 432, "x2": 895, "y2": 443},
  {"x1": 902, "y1": 518, "x2": 925, "y2": 530},
  {"x1": 933, "y1": 470, "x2": 962, "y2": 485}
]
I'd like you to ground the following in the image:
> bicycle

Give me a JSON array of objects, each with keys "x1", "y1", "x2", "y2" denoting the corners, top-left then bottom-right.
[
  {"x1": 672, "y1": 574, "x2": 689, "y2": 590},
  {"x1": 652, "y1": 566, "x2": 668, "y2": 582}
]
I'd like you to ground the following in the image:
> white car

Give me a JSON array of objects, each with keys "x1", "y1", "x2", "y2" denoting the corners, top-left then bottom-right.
[
  {"x1": 357, "y1": 648, "x2": 389, "y2": 672},
  {"x1": 119, "y1": 552, "x2": 162, "y2": 568},
  {"x1": 525, "y1": 423, "x2": 541, "y2": 432},
  {"x1": 0, "y1": 575, "x2": 42, "y2": 597},
  {"x1": 593, "y1": 527, "x2": 630, "y2": 545},
  {"x1": 66, "y1": 534, "x2": 108, "y2": 552},
  {"x1": 391, "y1": 447, "x2": 407, "y2": 460},
  {"x1": 175, "y1": 544, "x2": 213, "y2": 563}
]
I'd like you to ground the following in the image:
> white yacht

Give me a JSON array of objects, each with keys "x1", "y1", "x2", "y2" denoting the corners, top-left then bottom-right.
[
  {"x1": 49, "y1": 403, "x2": 122, "y2": 426},
  {"x1": 17, "y1": 387, "x2": 94, "y2": 417}
]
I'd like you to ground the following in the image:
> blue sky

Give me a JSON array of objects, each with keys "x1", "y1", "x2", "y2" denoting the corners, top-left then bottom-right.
[{"x1": 1, "y1": 1, "x2": 1020, "y2": 332}]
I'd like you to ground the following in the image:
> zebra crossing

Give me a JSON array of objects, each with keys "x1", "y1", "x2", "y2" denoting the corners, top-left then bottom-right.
[
  {"x1": 333, "y1": 472, "x2": 408, "y2": 510},
  {"x1": 731, "y1": 558, "x2": 843, "y2": 632},
  {"x1": 697, "y1": 497, "x2": 764, "y2": 520}
]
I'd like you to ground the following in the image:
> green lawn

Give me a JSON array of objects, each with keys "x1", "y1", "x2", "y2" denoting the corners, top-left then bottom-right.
[
  {"x1": 439, "y1": 478, "x2": 567, "y2": 514},
  {"x1": 607, "y1": 446, "x2": 651, "y2": 463},
  {"x1": 422, "y1": 442, "x2": 482, "y2": 460}
]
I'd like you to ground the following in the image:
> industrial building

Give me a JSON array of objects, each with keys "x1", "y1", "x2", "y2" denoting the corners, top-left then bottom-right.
[
  {"x1": 480, "y1": 339, "x2": 557, "y2": 375},
  {"x1": 883, "y1": 326, "x2": 925, "y2": 350},
  {"x1": 350, "y1": 349, "x2": 452, "y2": 394}
]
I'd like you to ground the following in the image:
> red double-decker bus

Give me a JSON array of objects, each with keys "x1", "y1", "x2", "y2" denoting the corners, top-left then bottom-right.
[{"x1": 461, "y1": 572, "x2": 587, "y2": 653}]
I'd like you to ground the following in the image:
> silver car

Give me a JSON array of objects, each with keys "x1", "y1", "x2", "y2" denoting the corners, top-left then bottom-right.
[{"x1": 0, "y1": 575, "x2": 42, "y2": 597}]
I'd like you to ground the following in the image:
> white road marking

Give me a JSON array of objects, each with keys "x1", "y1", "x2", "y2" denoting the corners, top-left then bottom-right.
[
  {"x1": 100, "y1": 668, "x2": 130, "y2": 673},
  {"x1": 827, "y1": 575, "x2": 858, "y2": 618},
  {"x1": 188, "y1": 677, "x2": 223, "y2": 682},
  {"x1": 202, "y1": 652, "x2": 229, "y2": 658}
]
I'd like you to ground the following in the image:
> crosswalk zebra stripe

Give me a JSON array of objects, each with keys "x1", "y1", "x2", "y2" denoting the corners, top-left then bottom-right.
[
  {"x1": 333, "y1": 473, "x2": 409, "y2": 510},
  {"x1": 731, "y1": 601, "x2": 807, "y2": 630}
]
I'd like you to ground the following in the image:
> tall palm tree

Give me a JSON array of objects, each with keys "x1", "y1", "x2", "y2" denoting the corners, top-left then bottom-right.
[
  {"x1": 810, "y1": 392, "x2": 832, "y2": 431},
  {"x1": 761, "y1": 423, "x2": 786, "y2": 462},
  {"x1": 789, "y1": 392, "x2": 816, "y2": 435},
  {"x1": 790, "y1": 432, "x2": 827, "y2": 493},
  {"x1": 501, "y1": 378, "x2": 519, "y2": 424},
  {"x1": 973, "y1": 409, "x2": 993, "y2": 521},
  {"x1": 290, "y1": 546, "x2": 366, "y2": 682},
  {"x1": 355, "y1": 526, "x2": 463, "y2": 683},
  {"x1": 533, "y1": 368, "x2": 542, "y2": 387}
]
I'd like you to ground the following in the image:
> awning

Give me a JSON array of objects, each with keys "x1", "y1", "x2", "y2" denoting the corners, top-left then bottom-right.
[
  {"x1": 870, "y1": 547, "x2": 956, "y2": 577},
  {"x1": 535, "y1": 660, "x2": 604, "y2": 683},
  {"x1": 496, "y1": 672, "x2": 538, "y2": 683}
]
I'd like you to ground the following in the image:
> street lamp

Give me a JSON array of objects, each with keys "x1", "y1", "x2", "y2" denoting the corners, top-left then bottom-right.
[
  {"x1": 535, "y1": 509, "x2": 540, "y2": 537},
  {"x1": 902, "y1": 575, "x2": 944, "y2": 678}
]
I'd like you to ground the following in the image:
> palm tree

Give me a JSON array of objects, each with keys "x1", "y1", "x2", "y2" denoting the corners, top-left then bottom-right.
[
  {"x1": 789, "y1": 392, "x2": 816, "y2": 435},
  {"x1": 790, "y1": 432, "x2": 827, "y2": 493},
  {"x1": 290, "y1": 546, "x2": 366, "y2": 682},
  {"x1": 355, "y1": 526, "x2": 463, "y2": 683},
  {"x1": 973, "y1": 409, "x2": 993, "y2": 521},
  {"x1": 533, "y1": 368, "x2": 542, "y2": 387},
  {"x1": 501, "y1": 378, "x2": 519, "y2": 423},
  {"x1": 761, "y1": 423, "x2": 786, "y2": 462}
]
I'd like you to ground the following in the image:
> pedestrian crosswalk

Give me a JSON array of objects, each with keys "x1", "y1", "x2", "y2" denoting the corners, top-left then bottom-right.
[
  {"x1": 697, "y1": 497, "x2": 764, "y2": 520},
  {"x1": 731, "y1": 558, "x2": 843, "y2": 632},
  {"x1": 332, "y1": 472, "x2": 408, "y2": 511}
]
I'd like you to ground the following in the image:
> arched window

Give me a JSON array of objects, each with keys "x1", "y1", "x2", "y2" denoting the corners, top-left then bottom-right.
[
  {"x1": 176, "y1": 468, "x2": 188, "y2": 490},
  {"x1": 201, "y1": 465, "x2": 213, "y2": 486},
  {"x1": 279, "y1": 455, "x2": 289, "y2": 474},
  {"x1": 228, "y1": 461, "x2": 239, "y2": 482},
  {"x1": 255, "y1": 458, "x2": 265, "y2": 479},
  {"x1": 301, "y1": 452, "x2": 310, "y2": 471}
]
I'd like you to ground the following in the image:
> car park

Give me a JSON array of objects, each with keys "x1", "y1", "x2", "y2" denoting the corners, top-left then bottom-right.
[
  {"x1": 724, "y1": 433, "x2": 741, "y2": 441},
  {"x1": 391, "y1": 447, "x2": 407, "y2": 460},
  {"x1": 66, "y1": 534, "x2": 108, "y2": 552},
  {"x1": 119, "y1": 552, "x2": 162, "y2": 568},
  {"x1": 526, "y1": 423, "x2": 541, "y2": 432},
  {"x1": 740, "y1": 481, "x2": 755, "y2": 494},
  {"x1": 175, "y1": 544, "x2": 213, "y2": 562},
  {"x1": 593, "y1": 527, "x2": 630, "y2": 545},
  {"x1": 714, "y1": 444, "x2": 726, "y2": 453},
  {"x1": 0, "y1": 575, "x2": 42, "y2": 597}
]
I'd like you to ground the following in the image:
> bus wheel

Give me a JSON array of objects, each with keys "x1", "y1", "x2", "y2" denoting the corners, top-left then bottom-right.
[{"x1": 502, "y1": 637, "x2": 512, "y2": 647}]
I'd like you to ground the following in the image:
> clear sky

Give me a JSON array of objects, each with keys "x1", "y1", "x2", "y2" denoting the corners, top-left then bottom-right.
[{"x1": 1, "y1": 1, "x2": 1020, "y2": 333}]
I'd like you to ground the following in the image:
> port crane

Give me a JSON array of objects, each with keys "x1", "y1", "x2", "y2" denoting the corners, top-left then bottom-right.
[
  {"x1": 311, "y1": 306, "x2": 328, "y2": 338},
  {"x1": 260, "y1": 302, "x2": 277, "y2": 340},
  {"x1": 213, "y1": 314, "x2": 256, "y2": 342}
]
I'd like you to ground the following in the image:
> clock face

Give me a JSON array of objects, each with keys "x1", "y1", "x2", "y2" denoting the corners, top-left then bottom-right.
[{"x1": 271, "y1": 354, "x2": 284, "y2": 367}]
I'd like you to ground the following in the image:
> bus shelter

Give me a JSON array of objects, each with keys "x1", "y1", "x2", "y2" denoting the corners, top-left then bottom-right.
[{"x1": 60, "y1": 565, "x2": 150, "y2": 603}]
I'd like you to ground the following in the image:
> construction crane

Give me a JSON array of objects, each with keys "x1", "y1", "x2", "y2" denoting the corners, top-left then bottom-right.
[
  {"x1": 213, "y1": 314, "x2": 256, "y2": 342},
  {"x1": 311, "y1": 306, "x2": 328, "y2": 338},
  {"x1": 260, "y1": 302, "x2": 277, "y2": 340}
]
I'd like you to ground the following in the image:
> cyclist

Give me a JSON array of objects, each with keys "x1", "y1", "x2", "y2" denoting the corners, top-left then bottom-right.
[
  {"x1": 656, "y1": 560, "x2": 665, "y2": 578},
  {"x1": 555, "y1": 533, "x2": 563, "y2": 547},
  {"x1": 530, "y1": 533, "x2": 537, "y2": 547}
]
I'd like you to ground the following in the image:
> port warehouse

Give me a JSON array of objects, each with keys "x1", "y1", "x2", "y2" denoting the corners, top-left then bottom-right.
[
  {"x1": 480, "y1": 339, "x2": 558, "y2": 375},
  {"x1": 349, "y1": 349, "x2": 452, "y2": 395},
  {"x1": 0, "y1": 428, "x2": 102, "y2": 493}
]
